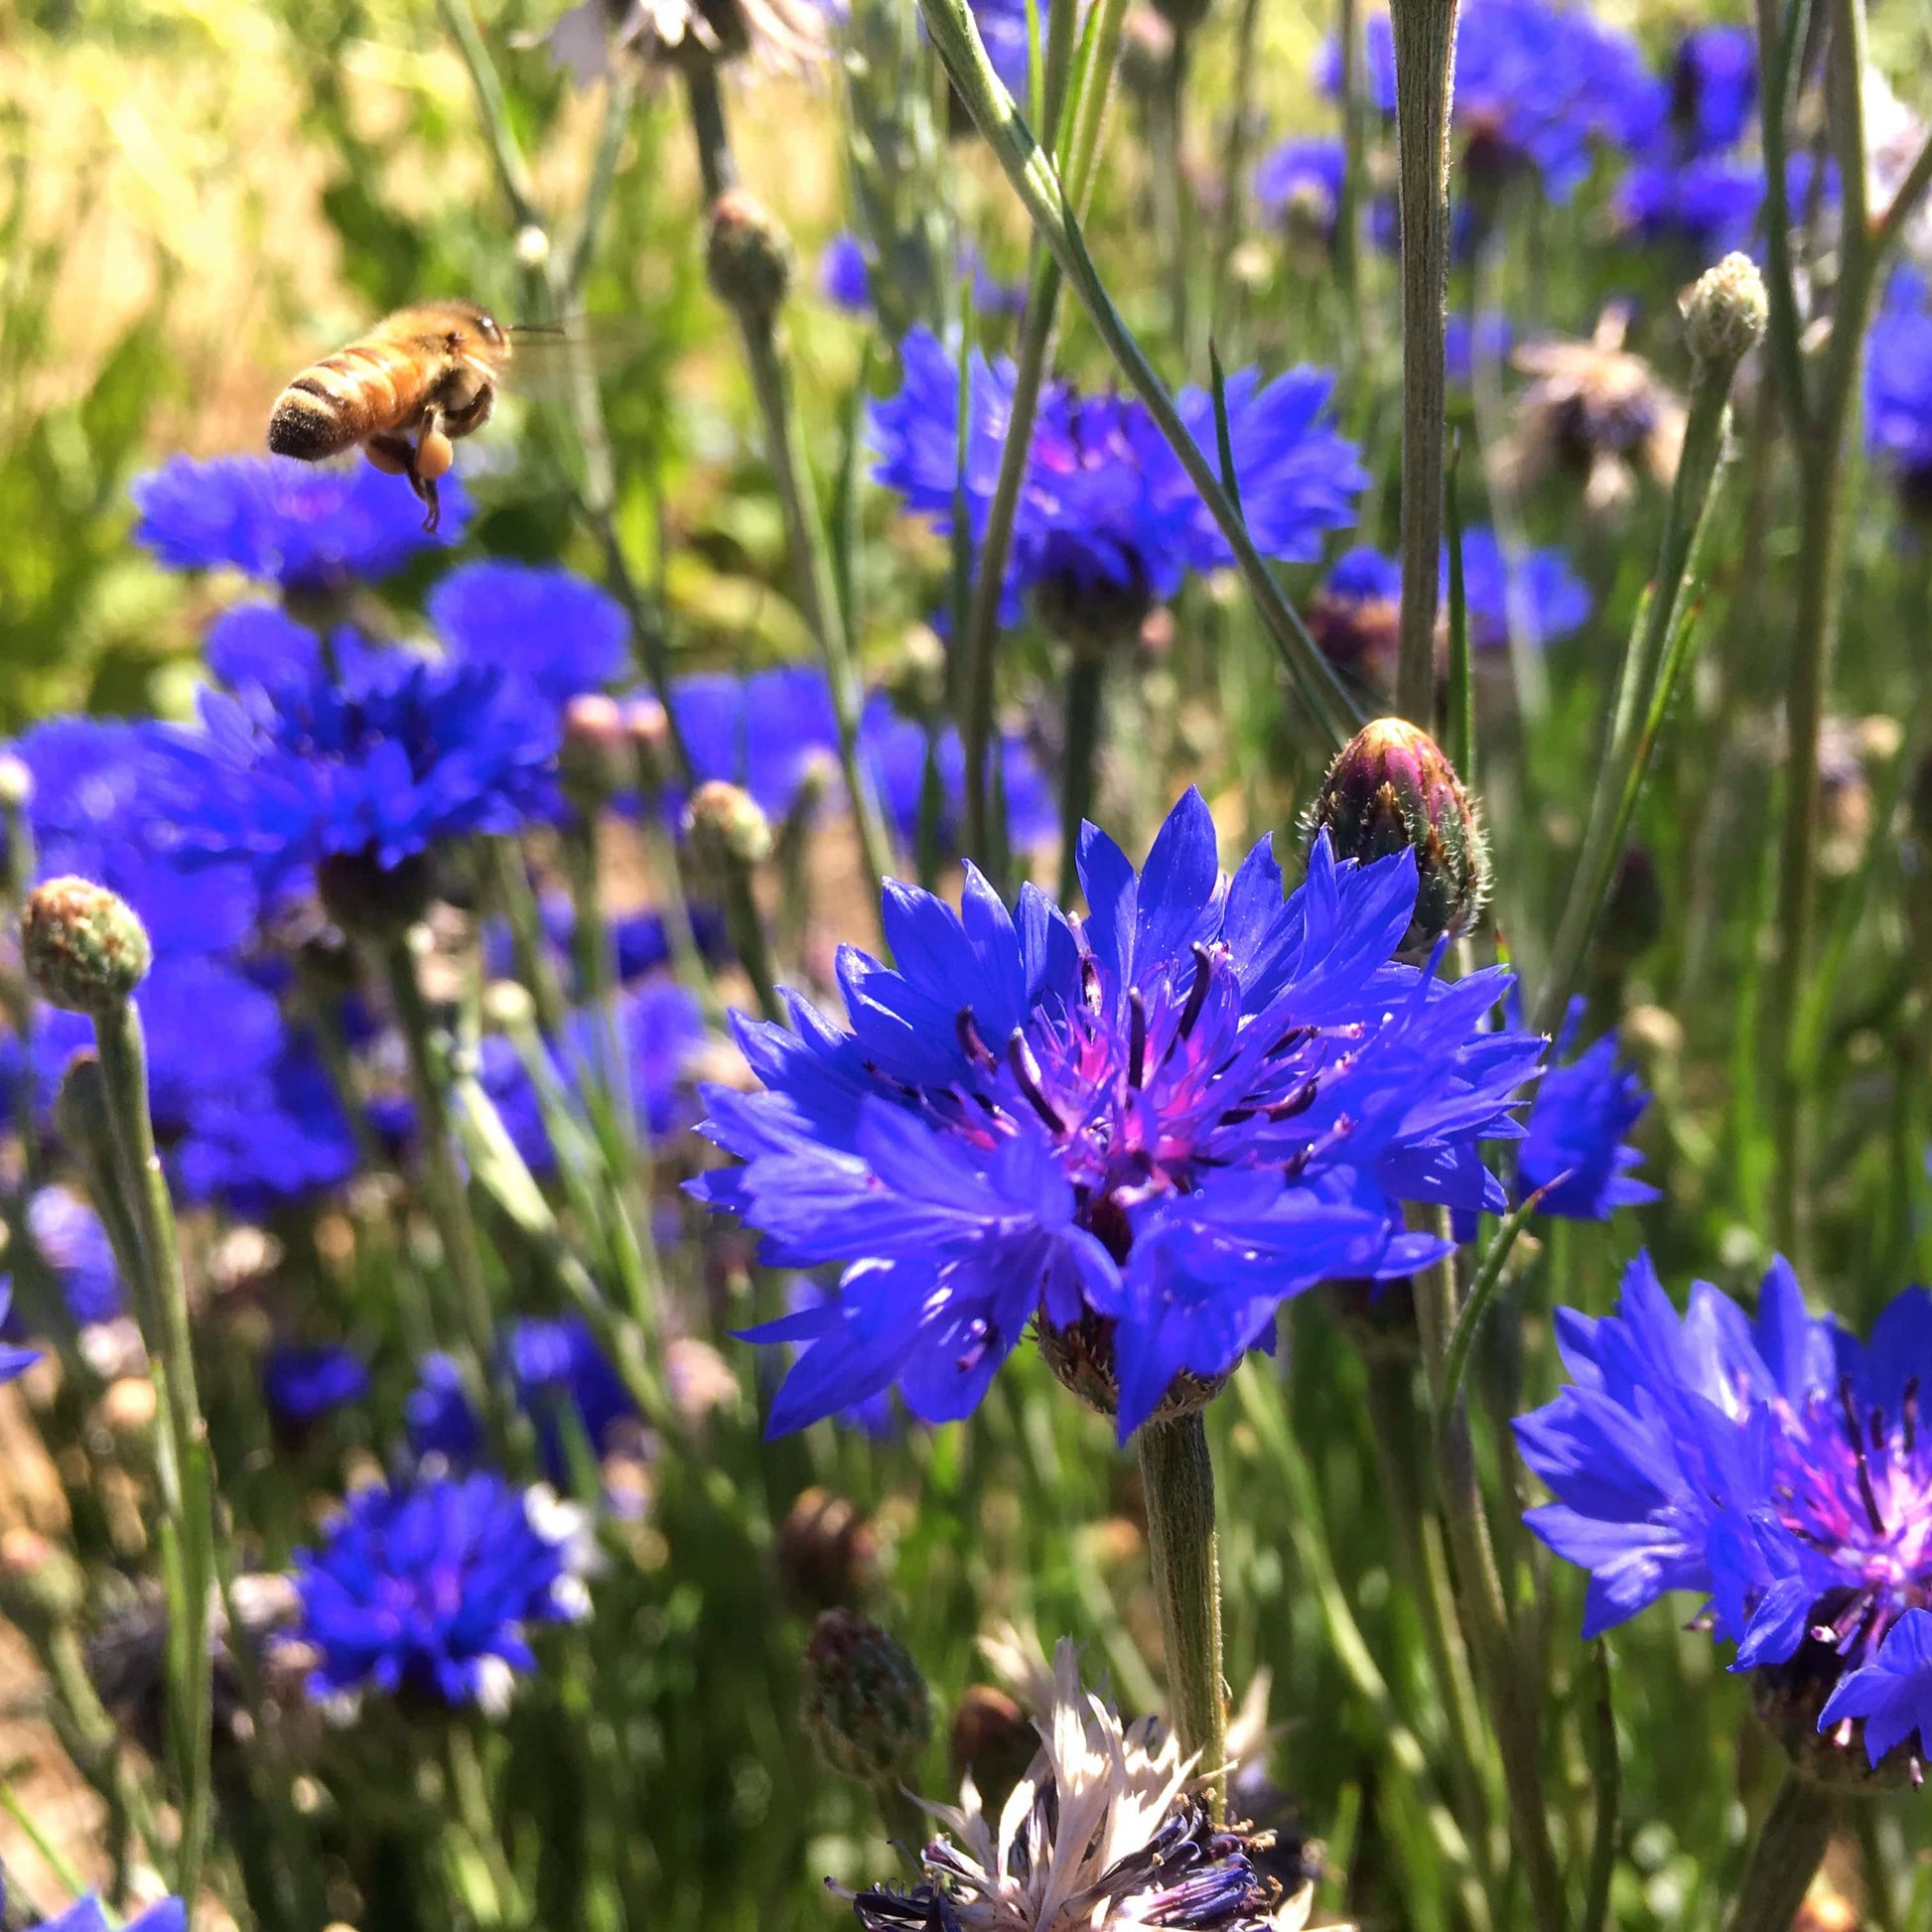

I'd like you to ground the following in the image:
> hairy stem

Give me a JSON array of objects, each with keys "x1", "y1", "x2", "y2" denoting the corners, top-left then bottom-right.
[{"x1": 1722, "y1": 1771, "x2": 1836, "y2": 1932}]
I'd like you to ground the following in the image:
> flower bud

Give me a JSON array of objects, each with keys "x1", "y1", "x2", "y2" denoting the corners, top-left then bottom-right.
[
  {"x1": 777, "y1": 1487, "x2": 880, "y2": 1612},
  {"x1": 1305, "y1": 719, "x2": 1489, "y2": 952},
  {"x1": 560, "y1": 692, "x2": 630, "y2": 805},
  {"x1": 1682, "y1": 250, "x2": 1768, "y2": 382},
  {"x1": 0, "y1": 1528, "x2": 85, "y2": 1638},
  {"x1": 949, "y1": 1684, "x2": 1035, "y2": 1812},
  {"x1": 705, "y1": 189, "x2": 794, "y2": 324},
  {"x1": 22, "y1": 878, "x2": 152, "y2": 1015},
  {"x1": 316, "y1": 848, "x2": 434, "y2": 940},
  {"x1": 684, "y1": 780, "x2": 773, "y2": 870},
  {"x1": 799, "y1": 1608, "x2": 931, "y2": 1786}
]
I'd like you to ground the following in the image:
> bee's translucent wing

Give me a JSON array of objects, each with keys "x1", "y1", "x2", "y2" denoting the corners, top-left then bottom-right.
[{"x1": 505, "y1": 316, "x2": 657, "y2": 396}]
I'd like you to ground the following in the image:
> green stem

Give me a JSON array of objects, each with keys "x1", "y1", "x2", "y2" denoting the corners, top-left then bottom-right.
[
  {"x1": 1579, "y1": 1644, "x2": 1619, "y2": 1932},
  {"x1": 1388, "y1": 0, "x2": 1457, "y2": 725},
  {"x1": 1332, "y1": 0, "x2": 1366, "y2": 363},
  {"x1": 1056, "y1": 654, "x2": 1106, "y2": 905},
  {"x1": 1136, "y1": 1412, "x2": 1226, "y2": 1815},
  {"x1": 915, "y1": 0, "x2": 1362, "y2": 751},
  {"x1": 1721, "y1": 1770, "x2": 1836, "y2": 1932},
  {"x1": 93, "y1": 1003, "x2": 214, "y2": 1921},
  {"x1": 1208, "y1": 0, "x2": 1265, "y2": 332}
]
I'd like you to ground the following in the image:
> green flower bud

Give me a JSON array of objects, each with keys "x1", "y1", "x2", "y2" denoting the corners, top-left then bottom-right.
[
  {"x1": 1682, "y1": 250, "x2": 1768, "y2": 383},
  {"x1": 0, "y1": 1529, "x2": 86, "y2": 1640},
  {"x1": 22, "y1": 878, "x2": 152, "y2": 1015},
  {"x1": 799, "y1": 1608, "x2": 930, "y2": 1786},
  {"x1": 1305, "y1": 718, "x2": 1489, "y2": 952},
  {"x1": 705, "y1": 189, "x2": 794, "y2": 324},
  {"x1": 684, "y1": 780, "x2": 773, "y2": 870}
]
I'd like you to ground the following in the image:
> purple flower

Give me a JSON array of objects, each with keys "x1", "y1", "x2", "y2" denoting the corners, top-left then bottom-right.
[
  {"x1": 506, "y1": 1315, "x2": 639, "y2": 1481},
  {"x1": 131, "y1": 455, "x2": 468, "y2": 591},
  {"x1": 1867, "y1": 283, "x2": 1932, "y2": 500},
  {"x1": 1667, "y1": 25, "x2": 1756, "y2": 158},
  {"x1": 859, "y1": 694, "x2": 1057, "y2": 859},
  {"x1": 289, "y1": 1471, "x2": 591, "y2": 1711},
  {"x1": 1451, "y1": 526, "x2": 1592, "y2": 650},
  {"x1": 1820, "y1": 1610, "x2": 1932, "y2": 1768},
  {"x1": 692, "y1": 788, "x2": 1541, "y2": 1439},
  {"x1": 42, "y1": 1898, "x2": 186, "y2": 1932},
  {"x1": 406, "y1": 1352, "x2": 484, "y2": 1467},
  {"x1": 820, "y1": 232, "x2": 874, "y2": 313},
  {"x1": 1518, "y1": 1256, "x2": 1932, "y2": 1770},
  {"x1": 1517, "y1": 999, "x2": 1657, "y2": 1219},
  {"x1": 1445, "y1": 313, "x2": 1514, "y2": 387},
  {"x1": 264, "y1": 1345, "x2": 370, "y2": 1427},
  {"x1": 1253, "y1": 137, "x2": 1346, "y2": 235},
  {"x1": 1615, "y1": 155, "x2": 1765, "y2": 260},
  {"x1": 1307, "y1": 547, "x2": 1401, "y2": 673}
]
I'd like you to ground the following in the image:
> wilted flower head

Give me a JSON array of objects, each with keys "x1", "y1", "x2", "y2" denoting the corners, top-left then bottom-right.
[
  {"x1": 1502, "y1": 307, "x2": 1686, "y2": 512},
  {"x1": 849, "y1": 1630, "x2": 1311, "y2": 1931},
  {"x1": 1517, "y1": 1255, "x2": 1932, "y2": 1776},
  {"x1": 131, "y1": 455, "x2": 467, "y2": 592},
  {"x1": 288, "y1": 1471, "x2": 592, "y2": 1713},
  {"x1": 692, "y1": 787, "x2": 1541, "y2": 1439},
  {"x1": 870, "y1": 327, "x2": 1364, "y2": 639}
]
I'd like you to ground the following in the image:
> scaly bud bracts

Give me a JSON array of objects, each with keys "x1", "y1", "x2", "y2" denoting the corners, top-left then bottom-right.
[
  {"x1": 685, "y1": 780, "x2": 773, "y2": 869},
  {"x1": 799, "y1": 1608, "x2": 931, "y2": 1786},
  {"x1": 1306, "y1": 719, "x2": 1489, "y2": 952},
  {"x1": 1682, "y1": 250, "x2": 1768, "y2": 381},
  {"x1": 706, "y1": 189, "x2": 794, "y2": 324},
  {"x1": 22, "y1": 878, "x2": 152, "y2": 1014}
]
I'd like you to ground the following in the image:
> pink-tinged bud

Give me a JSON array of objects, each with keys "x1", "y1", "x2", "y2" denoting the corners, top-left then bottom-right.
[
  {"x1": 561, "y1": 692, "x2": 629, "y2": 803},
  {"x1": 684, "y1": 779, "x2": 773, "y2": 869},
  {"x1": 949, "y1": 1684, "x2": 1035, "y2": 1812},
  {"x1": 799, "y1": 1608, "x2": 930, "y2": 1786},
  {"x1": 1306, "y1": 719, "x2": 1489, "y2": 952}
]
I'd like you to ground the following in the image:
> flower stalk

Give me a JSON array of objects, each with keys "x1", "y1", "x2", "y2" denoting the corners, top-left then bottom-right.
[
  {"x1": 1721, "y1": 1770, "x2": 1837, "y2": 1932},
  {"x1": 1136, "y1": 1411, "x2": 1226, "y2": 1818}
]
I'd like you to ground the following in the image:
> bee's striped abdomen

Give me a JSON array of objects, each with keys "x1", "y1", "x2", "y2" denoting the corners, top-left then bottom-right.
[{"x1": 267, "y1": 340, "x2": 430, "y2": 462}]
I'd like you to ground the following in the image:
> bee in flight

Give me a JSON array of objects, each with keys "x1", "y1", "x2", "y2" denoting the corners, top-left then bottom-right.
[{"x1": 267, "y1": 301, "x2": 519, "y2": 533}]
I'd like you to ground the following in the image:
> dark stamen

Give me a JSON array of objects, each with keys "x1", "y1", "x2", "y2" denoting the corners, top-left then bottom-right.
[
  {"x1": 1267, "y1": 1077, "x2": 1320, "y2": 1122},
  {"x1": 1905, "y1": 1377, "x2": 1920, "y2": 1454},
  {"x1": 1840, "y1": 1376, "x2": 1888, "y2": 1537},
  {"x1": 1870, "y1": 1408, "x2": 1887, "y2": 1456},
  {"x1": 1128, "y1": 990, "x2": 1148, "y2": 1089},
  {"x1": 956, "y1": 1007, "x2": 996, "y2": 1069},
  {"x1": 1008, "y1": 1030, "x2": 1065, "y2": 1133},
  {"x1": 1176, "y1": 943, "x2": 1213, "y2": 1039},
  {"x1": 1080, "y1": 955, "x2": 1104, "y2": 1015}
]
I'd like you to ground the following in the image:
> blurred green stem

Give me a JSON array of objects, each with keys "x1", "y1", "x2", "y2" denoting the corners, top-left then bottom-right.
[
  {"x1": 1056, "y1": 655, "x2": 1106, "y2": 904},
  {"x1": 1137, "y1": 1412, "x2": 1225, "y2": 1816},
  {"x1": 1388, "y1": 0, "x2": 1456, "y2": 725},
  {"x1": 1722, "y1": 1771, "x2": 1835, "y2": 1932},
  {"x1": 917, "y1": 0, "x2": 1361, "y2": 750},
  {"x1": 92, "y1": 1003, "x2": 215, "y2": 1920},
  {"x1": 1580, "y1": 1644, "x2": 1619, "y2": 1932},
  {"x1": 1208, "y1": 0, "x2": 1264, "y2": 333},
  {"x1": 1332, "y1": 0, "x2": 1366, "y2": 364}
]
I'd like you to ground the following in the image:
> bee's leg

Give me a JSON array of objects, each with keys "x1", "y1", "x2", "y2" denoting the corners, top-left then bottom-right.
[
  {"x1": 439, "y1": 383, "x2": 494, "y2": 440},
  {"x1": 364, "y1": 433, "x2": 413, "y2": 477}
]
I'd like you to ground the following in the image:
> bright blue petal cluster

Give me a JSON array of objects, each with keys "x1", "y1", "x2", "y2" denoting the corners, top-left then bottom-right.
[
  {"x1": 1667, "y1": 25, "x2": 1756, "y2": 157},
  {"x1": 131, "y1": 455, "x2": 468, "y2": 590},
  {"x1": 507, "y1": 1315, "x2": 641, "y2": 1480},
  {"x1": 0, "y1": 1282, "x2": 42, "y2": 1385},
  {"x1": 692, "y1": 788, "x2": 1542, "y2": 1439},
  {"x1": 1517, "y1": 999, "x2": 1657, "y2": 1219},
  {"x1": 1518, "y1": 1255, "x2": 1932, "y2": 1767},
  {"x1": 430, "y1": 560, "x2": 628, "y2": 713},
  {"x1": 41, "y1": 1896, "x2": 186, "y2": 1932},
  {"x1": 1323, "y1": 0, "x2": 1661, "y2": 201},
  {"x1": 1615, "y1": 156, "x2": 1764, "y2": 259},
  {"x1": 1252, "y1": 137, "x2": 1345, "y2": 236},
  {"x1": 28, "y1": 1186, "x2": 125, "y2": 1325},
  {"x1": 1866, "y1": 273, "x2": 1932, "y2": 501},
  {"x1": 869, "y1": 327, "x2": 1365, "y2": 626},
  {"x1": 857, "y1": 694, "x2": 1057, "y2": 859},
  {"x1": 154, "y1": 616, "x2": 560, "y2": 887},
  {"x1": 264, "y1": 1345, "x2": 370, "y2": 1427},
  {"x1": 820, "y1": 231, "x2": 874, "y2": 314},
  {"x1": 1821, "y1": 1611, "x2": 1932, "y2": 1767},
  {"x1": 1451, "y1": 527, "x2": 1592, "y2": 651},
  {"x1": 290, "y1": 1470, "x2": 588, "y2": 1708}
]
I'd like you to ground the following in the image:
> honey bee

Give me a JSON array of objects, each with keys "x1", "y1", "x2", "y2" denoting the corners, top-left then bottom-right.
[{"x1": 267, "y1": 301, "x2": 519, "y2": 533}]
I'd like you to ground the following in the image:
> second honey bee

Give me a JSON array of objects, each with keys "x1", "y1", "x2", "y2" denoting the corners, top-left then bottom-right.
[{"x1": 267, "y1": 302, "x2": 516, "y2": 533}]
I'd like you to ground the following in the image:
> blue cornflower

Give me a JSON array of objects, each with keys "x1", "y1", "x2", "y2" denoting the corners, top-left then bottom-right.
[
  {"x1": 289, "y1": 1470, "x2": 592, "y2": 1712},
  {"x1": 1322, "y1": 0, "x2": 1662, "y2": 202},
  {"x1": 1866, "y1": 280, "x2": 1932, "y2": 502},
  {"x1": 870, "y1": 328, "x2": 1365, "y2": 632},
  {"x1": 406, "y1": 1352, "x2": 485, "y2": 1467},
  {"x1": 1445, "y1": 313, "x2": 1514, "y2": 387},
  {"x1": 154, "y1": 617, "x2": 560, "y2": 889},
  {"x1": 1452, "y1": 526, "x2": 1592, "y2": 651},
  {"x1": 0, "y1": 1283, "x2": 42, "y2": 1385},
  {"x1": 131, "y1": 455, "x2": 468, "y2": 592},
  {"x1": 1516, "y1": 998, "x2": 1657, "y2": 1218},
  {"x1": 429, "y1": 560, "x2": 629, "y2": 712},
  {"x1": 11, "y1": 717, "x2": 257, "y2": 959},
  {"x1": 506, "y1": 1315, "x2": 640, "y2": 1480},
  {"x1": 1615, "y1": 154, "x2": 1765, "y2": 261},
  {"x1": 1253, "y1": 136, "x2": 1345, "y2": 238},
  {"x1": 692, "y1": 787, "x2": 1543, "y2": 1439},
  {"x1": 1517, "y1": 1255, "x2": 1932, "y2": 1770},
  {"x1": 27, "y1": 1186, "x2": 124, "y2": 1326},
  {"x1": 859, "y1": 694, "x2": 1057, "y2": 860},
  {"x1": 1307, "y1": 547, "x2": 1402, "y2": 674},
  {"x1": 969, "y1": 0, "x2": 1034, "y2": 99},
  {"x1": 1821, "y1": 1611, "x2": 1932, "y2": 1768},
  {"x1": 1667, "y1": 24, "x2": 1756, "y2": 158},
  {"x1": 672, "y1": 664, "x2": 843, "y2": 817},
  {"x1": 264, "y1": 1345, "x2": 370, "y2": 1429},
  {"x1": 820, "y1": 232, "x2": 874, "y2": 314},
  {"x1": 41, "y1": 1897, "x2": 186, "y2": 1932}
]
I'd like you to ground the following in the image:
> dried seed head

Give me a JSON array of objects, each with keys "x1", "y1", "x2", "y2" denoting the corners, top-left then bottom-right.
[{"x1": 777, "y1": 1486, "x2": 881, "y2": 1612}]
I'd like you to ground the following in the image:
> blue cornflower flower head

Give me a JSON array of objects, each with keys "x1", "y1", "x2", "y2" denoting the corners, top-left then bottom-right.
[
  {"x1": 1252, "y1": 136, "x2": 1346, "y2": 238},
  {"x1": 1308, "y1": 546, "x2": 1402, "y2": 675},
  {"x1": 1321, "y1": 1, "x2": 1662, "y2": 201},
  {"x1": 820, "y1": 231, "x2": 874, "y2": 314},
  {"x1": 1516, "y1": 998, "x2": 1657, "y2": 1219},
  {"x1": 264, "y1": 1344, "x2": 370, "y2": 1430},
  {"x1": 156, "y1": 617, "x2": 560, "y2": 891},
  {"x1": 672, "y1": 664, "x2": 843, "y2": 817},
  {"x1": 131, "y1": 455, "x2": 469, "y2": 592},
  {"x1": 40, "y1": 1897, "x2": 186, "y2": 1932},
  {"x1": 0, "y1": 1282, "x2": 42, "y2": 1385},
  {"x1": 289, "y1": 1470, "x2": 593, "y2": 1712},
  {"x1": 1667, "y1": 24, "x2": 1757, "y2": 158},
  {"x1": 483, "y1": 893, "x2": 728, "y2": 992},
  {"x1": 1866, "y1": 286, "x2": 1932, "y2": 503},
  {"x1": 429, "y1": 561, "x2": 628, "y2": 713},
  {"x1": 506, "y1": 1315, "x2": 640, "y2": 1481},
  {"x1": 27, "y1": 1185, "x2": 124, "y2": 1326},
  {"x1": 1449, "y1": 526, "x2": 1592, "y2": 650},
  {"x1": 1615, "y1": 154, "x2": 1765, "y2": 261},
  {"x1": 858, "y1": 694, "x2": 1057, "y2": 860},
  {"x1": 1445, "y1": 312, "x2": 1514, "y2": 387},
  {"x1": 10, "y1": 717, "x2": 257, "y2": 959},
  {"x1": 406, "y1": 1352, "x2": 484, "y2": 1468},
  {"x1": 1820, "y1": 1610, "x2": 1932, "y2": 1769},
  {"x1": 1517, "y1": 1254, "x2": 1932, "y2": 1774},
  {"x1": 692, "y1": 787, "x2": 1542, "y2": 1440},
  {"x1": 870, "y1": 327, "x2": 1365, "y2": 636}
]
